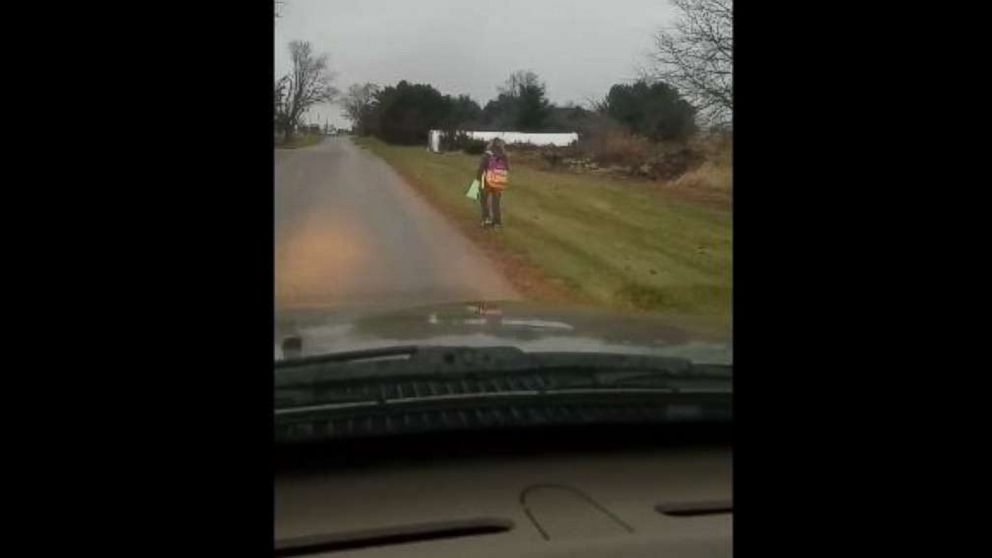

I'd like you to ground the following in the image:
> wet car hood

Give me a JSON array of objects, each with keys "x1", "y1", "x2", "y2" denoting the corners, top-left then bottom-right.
[{"x1": 275, "y1": 301, "x2": 732, "y2": 365}]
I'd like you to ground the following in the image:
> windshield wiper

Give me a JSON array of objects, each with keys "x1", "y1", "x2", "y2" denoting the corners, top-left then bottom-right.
[
  {"x1": 274, "y1": 346, "x2": 731, "y2": 442},
  {"x1": 276, "y1": 346, "x2": 727, "y2": 401},
  {"x1": 275, "y1": 345, "x2": 421, "y2": 368}
]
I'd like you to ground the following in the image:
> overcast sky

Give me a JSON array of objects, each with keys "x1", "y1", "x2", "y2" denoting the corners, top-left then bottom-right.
[{"x1": 274, "y1": 0, "x2": 678, "y2": 129}]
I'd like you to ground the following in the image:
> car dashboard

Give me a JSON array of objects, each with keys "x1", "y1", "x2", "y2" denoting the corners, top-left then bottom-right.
[{"x1": 275, "y1": 438, "x2": 731, "y2": 557}]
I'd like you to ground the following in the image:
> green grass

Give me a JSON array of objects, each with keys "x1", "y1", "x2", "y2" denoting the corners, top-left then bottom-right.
[
  {"x1": 354, "y1": 137, "x2": 731, "y2": 330},
  {"x1": 275, "y1": 133, "x2": 325, "y2": 149}
]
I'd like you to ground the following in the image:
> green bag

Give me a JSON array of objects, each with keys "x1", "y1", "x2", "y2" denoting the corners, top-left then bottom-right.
[{"x1": 465, "y1": 178, "x2": 480, "y2": 200}]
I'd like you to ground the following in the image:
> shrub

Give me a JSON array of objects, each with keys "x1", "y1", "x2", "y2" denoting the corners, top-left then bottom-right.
[
  {"x1": 580, "y1": 129, "x2": 653, "y2": 166},
  {"x1": 438, "y1": 130, "x2": 464, "y2": 151},
  {"x1": 373, "y1": 81, "x2": 453, "y2": 145},
  {"x1": 640, "y1": 145, "x2": 705, "y2": 180},
  {"x1": 537, "y1": 144, "x2": 582, "y2": 168},
  {"x1": 463, "y1": 138, "x2": 486, "y2": 155},
  {"x1": 670, "y1": 160, "x2": 730, "y2": 191},
  {"x1": 670, "y1": 134, "x2": 731, "y2": 190},
  {"x1": 601, "y1": 80, "x2": 697, "y2": 141},
  {"x1": 439, "y1": 131, "x2": 487, "y2": 154}
]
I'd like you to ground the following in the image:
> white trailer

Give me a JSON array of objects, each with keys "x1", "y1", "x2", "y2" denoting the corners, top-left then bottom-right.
[{"x1": 428, "y1": 130, "x2": 578, "y2": 153}]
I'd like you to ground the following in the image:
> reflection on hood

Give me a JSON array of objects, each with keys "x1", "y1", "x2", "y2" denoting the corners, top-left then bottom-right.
[{"x1": 275, "y1": 301, "x2": 731, "y2": 364}]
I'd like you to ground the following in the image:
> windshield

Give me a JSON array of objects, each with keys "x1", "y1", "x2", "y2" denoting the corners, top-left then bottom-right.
[{"x1": 274, "y1": 0, "x2": 732, "y2": 367}]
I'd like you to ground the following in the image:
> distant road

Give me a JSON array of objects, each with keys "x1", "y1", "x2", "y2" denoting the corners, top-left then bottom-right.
[{"x1": 275, "y1": 137, "x2": 518, "y2": 311}]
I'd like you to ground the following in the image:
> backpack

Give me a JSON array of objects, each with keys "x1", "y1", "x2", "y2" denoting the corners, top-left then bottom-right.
[{"x1": 484, "y1": 154, "x2": 509, "y2": 190}]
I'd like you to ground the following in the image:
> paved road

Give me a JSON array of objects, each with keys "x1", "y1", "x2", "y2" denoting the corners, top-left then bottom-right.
[{"x1": 275, "y1": 137, "x2": 518, "y2": 311}]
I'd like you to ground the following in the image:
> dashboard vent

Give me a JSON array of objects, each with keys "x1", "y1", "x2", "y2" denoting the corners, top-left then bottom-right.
[{"x1": 656, "y1": 500, "x2": 732, "y2": 517}]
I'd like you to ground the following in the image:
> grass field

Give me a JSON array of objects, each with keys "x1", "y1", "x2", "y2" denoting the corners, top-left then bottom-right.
[
  {"x1": 354, "y1": 137, "x2": 731, "y2": 331},
  {"x1": 275, "y1": 133, "x2": 325, "y2": 149}
]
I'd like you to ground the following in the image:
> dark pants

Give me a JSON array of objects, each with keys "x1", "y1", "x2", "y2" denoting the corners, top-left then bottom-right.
[{"x1": 480, "y1": 187, "x2": 502, "y2": 225}]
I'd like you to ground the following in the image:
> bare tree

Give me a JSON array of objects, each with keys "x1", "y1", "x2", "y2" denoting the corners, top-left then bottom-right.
[
  {"x1": 340, "y1": 83, "x2": 380, "y2": 135},
  {"x1": 498, "y1": 70, "x2": 542, "y2": 98},
  {"x1": 648, "y1": 0, "x2": 732, "y2": 127},
  {"x1": 275, "y1": 41, "x2": 338, "y2": 141},
  {"x1": 274, "y1": 78, "x2": 287, "y2": 134},
  {"x1": 584, "y1": 94, "x2": 609, "y2": 114}
]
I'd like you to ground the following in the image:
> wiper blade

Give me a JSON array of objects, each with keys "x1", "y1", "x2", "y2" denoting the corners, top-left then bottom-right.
[
  {"x1": 276, "y1": 345, "x2": 727, "y2": 381},
  {"x1": 274, "y1": 345, "x2": 420, "y2": 368},
  {"x1": 274, "y1": 347, "x2": 731, "y2": 442},
  {"x1": 275, "y1": 346, "x2": 730, "y2": 412},
  {"x1": 276, "y1": 388, "x2": 724, "y2": 418}
]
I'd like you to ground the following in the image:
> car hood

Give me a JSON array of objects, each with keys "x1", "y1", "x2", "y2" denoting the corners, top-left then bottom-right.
[{"x1": 275, "y1": 301, "x2": 732, "y2": 365}]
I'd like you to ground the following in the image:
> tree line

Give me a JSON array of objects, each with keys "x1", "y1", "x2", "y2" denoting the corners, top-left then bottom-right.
[
  {"x1": 340, "y1": 70, "x2": 564, "y2": 145},
  {"x1": 275, "y1": 0, "x2": 732, "y2": 144},
  {"x1": 340, "y1": 69, "x2": 702, "y2": 146}
]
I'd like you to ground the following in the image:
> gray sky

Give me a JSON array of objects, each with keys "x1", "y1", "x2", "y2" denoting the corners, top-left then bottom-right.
[{"x1": 274, "y1": 0, "x2": 678, "y2": 129}]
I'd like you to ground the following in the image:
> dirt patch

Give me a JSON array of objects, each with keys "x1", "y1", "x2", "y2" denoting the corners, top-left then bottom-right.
[
  {"x1": 514, "y1": 143, "x2": 709, "y2": 182},
  {"x1": 471, "y1": 234, "x2": 583, "y2": 304},
  {"x1": 511, "y1": 154, "x2": 730, "y2": 212},
  {"x1": 613, "y1": 283, "x2": 731, "y2": 314}
]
